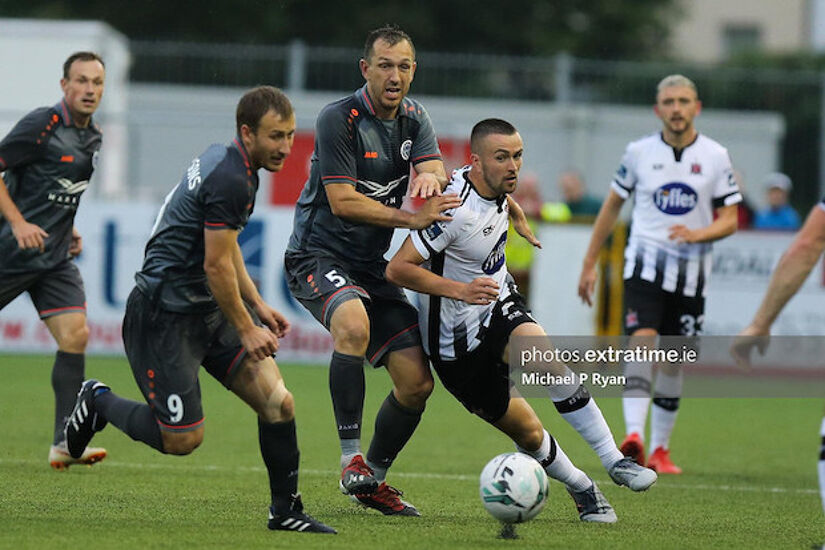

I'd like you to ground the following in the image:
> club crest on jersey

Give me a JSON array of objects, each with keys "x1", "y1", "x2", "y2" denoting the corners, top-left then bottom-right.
[
  {"x1": 654, "y1": 182, "x2": 697, "y2": 215},
  {"x1": 92, "y1": 150, "x2": 100, "y2": 169},
  {"x1": 400, "y1": 139, "x2": 412, "y2": 161},
  {"x1": 482, "y1": 232, "x2": 507, "y2": 275},
  {"x1": 691, "y1": 163, "x2": 702, "y2": 174}
]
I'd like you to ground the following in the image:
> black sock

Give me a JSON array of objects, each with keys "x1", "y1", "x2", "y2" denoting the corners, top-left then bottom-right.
[
  {"x1": 52, "y1": 351, "x2": 84, "y2": 445},
  {"x1": 259, "y1": 418, "x2": 299, "y2": 513},
  {"x1": 366, "y1": 391, "x2": 424, "y2": 475},
  {"x1": 329, "y1": 351, "x2": 365, "y2": 441},
  {"x1": 95, "y1": 390, "x2": 164, "y2": 452}
]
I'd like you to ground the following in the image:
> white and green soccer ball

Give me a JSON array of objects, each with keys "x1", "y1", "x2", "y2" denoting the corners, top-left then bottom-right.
[{"x1": 479, "y1": 452, "x2": 549, "y2": 524}]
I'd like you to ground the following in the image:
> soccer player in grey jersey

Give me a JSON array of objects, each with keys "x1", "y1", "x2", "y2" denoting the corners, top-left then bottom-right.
[
  {"x1": 578, "y1": 75, "x2": 741, "y2": 474},
  {"x1": 64, "y1": 87, "x2": 335, "y2": 534},
  {"x1": 388, "y1": 119, "x2": 656, "y2": 523},
  {"x1": 285, "y1": 26, "x2": 538, "y2": 516},
  {"x1": 0, "y1": 52, "x2": 106, "y2": 470}
]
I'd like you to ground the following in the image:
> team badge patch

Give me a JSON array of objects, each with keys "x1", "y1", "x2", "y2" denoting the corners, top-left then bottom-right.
[
  {"x1": 400, "y1": 139, "x2": 412, "y2": 161},
  {"x1": 424, "y1": 222, "x2": 444, "y2": 240},
  {"x1": 691, "y1": 163, "x2": 702, "y2": 174},
  {"x1": 626, "y1": 309, "x2": 638, "y2": 328}
]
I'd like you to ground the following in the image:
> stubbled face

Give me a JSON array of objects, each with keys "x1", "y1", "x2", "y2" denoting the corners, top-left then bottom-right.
[
  {"x1": 61, "y1": 59, "x2": 105, "y2": 125},
  {"x1": 473, "y1": 132, "x2": 524, "y2": 197},
  {"x1": 245, "y1": 110, "x2": 295, "y2": 172},
  {"x1": 360, "y1": 38, "x2": 416, "y2": 119},
  {"x1": 654, "y1": 85, "x2": 701, "y2": 137}
]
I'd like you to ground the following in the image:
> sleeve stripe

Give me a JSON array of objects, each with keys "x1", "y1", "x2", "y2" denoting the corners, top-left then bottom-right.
[
  {"x1": 409, "y1": 230, "x2": 432, "y2": 260},
  {"x1": 412, "y1": 153, "x2": 441, "y2": 163},
  {"x1": 321, "y1": 175, "x2": 357, "y2": 182},
  {"x1": 612, "y1": 178, "x2": 631, "y2": 193},
  {"x1": 417, "y1": 230, "x2": 437, "y2": 255},
  {"x1": 713, "y1": 191, "x2": 742, "y2": 208},
  {"x1": 204, "y1": 222, "x2": 229, "y2": 228}
]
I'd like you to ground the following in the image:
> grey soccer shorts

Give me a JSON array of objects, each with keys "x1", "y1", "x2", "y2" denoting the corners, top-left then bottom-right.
[
  {"x1": 122, "y1": 287, "x2": 252, "y2": 432},
  {"x1": 0, "y1": 260, "x2": 86, "y2": 318},
  {"x1": 284, "y1": 251, "x2": 420, "y2": 367}
]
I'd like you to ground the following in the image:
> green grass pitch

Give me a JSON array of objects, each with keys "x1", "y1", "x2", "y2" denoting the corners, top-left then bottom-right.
[{"x1": 0, "y1": 354, "x2": 822, "y2": 549}]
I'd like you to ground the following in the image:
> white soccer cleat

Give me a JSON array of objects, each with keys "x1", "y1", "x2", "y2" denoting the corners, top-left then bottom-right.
[
  {"x1": 49, "y1": 441, "x2": 107, "y2": 471},
  {"x1": 608, "y1": 457, "x2": 658, "y2": 491}
]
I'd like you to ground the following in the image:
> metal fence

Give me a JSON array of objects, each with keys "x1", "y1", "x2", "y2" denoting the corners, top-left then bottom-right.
[{"x1": 130, "y1": 39, "x2": 825, "y2": 209}]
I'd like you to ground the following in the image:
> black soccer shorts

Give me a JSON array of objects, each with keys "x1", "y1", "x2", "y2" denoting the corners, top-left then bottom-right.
[
  {"x1": 623, "y1": 276, "x2": 705, "y2": 336},
  {"x1": 284, "y1": 251, "x2": 420, "y2": 367},
  {"x1": 432, "y1": 290, "x2": 536, "y2": 424},
  {"x1": 0, "y1": 260, "x2": 86, "y2": 318}
]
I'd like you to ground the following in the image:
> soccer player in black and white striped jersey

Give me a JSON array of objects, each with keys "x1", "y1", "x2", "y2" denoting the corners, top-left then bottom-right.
[
  {"x1": 389, "y1": 119, "x2": 657, "y2": 523},
  {"x1": 578, "y1": 75, "x2": 742, "y2": 474}
]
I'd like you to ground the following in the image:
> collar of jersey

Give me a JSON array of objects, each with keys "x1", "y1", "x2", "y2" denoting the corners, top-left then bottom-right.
[
  {"x1": 232, "y1": 136, "x2": 252, "y2": 168},
  {"x1": 659, "y1": 131, "x2": 699, "y2": 154},
  {"x1": 355, "y1": 84, "x2": 413, "y2": 120},
  {"x1": 54, "y1": 99, "x2": 96, "y2": 129},
  {"x1": 462, "y1": 169, "x2": 507, "y2": 210}
]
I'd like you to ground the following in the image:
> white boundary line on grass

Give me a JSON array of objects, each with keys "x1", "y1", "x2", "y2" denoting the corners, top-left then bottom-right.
[{"x1": 0, "y1": 457, "x2": 818, "y2": 495}]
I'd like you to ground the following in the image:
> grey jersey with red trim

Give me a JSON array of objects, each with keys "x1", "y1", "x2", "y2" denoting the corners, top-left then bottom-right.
[
  {"x1": 135, "y1": 139, "x2": 259, "y2": 313},
  {"x1": 286, "y1": 84, "x2": 441, "y2": 262},
  {"x1": 0, "y1": 100, "x2": 102, "y2": 274}
]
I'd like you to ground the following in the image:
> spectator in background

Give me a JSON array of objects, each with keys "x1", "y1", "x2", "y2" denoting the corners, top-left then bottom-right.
[
  {"x1": 733, "y1": 170, "x2": 755, "y2": 229},
  {"x1": 559, "y1": 170, "x2": 602, "y2": 217},
  {"x1": 753, "y1": 172, "x2": 801, "y2": 231}
]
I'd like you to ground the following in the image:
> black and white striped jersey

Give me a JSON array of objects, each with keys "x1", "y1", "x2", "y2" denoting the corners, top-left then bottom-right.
[
  {"x1": 611, "y1": 132, "x2": 741, "y2": 297},
  {"x1": 409, "y1": 166, "x2": 511, "y2": 361}
]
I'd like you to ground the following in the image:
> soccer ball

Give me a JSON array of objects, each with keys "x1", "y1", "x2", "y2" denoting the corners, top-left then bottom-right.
[{"x1": 479, "y1": 453, "x2": 549, "y2": 524}]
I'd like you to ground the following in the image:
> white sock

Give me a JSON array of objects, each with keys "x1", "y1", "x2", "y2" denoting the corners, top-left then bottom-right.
[
  {"x1": 649, "y1": 368, "x2": 682, "y2": 451},
  {"x1": 559, "y1": 399, "x2": 624, "y2": 470},
  {"x1": 518, "y1": 429, "x2": 591, "y2": 492},
  {"x1": 819, "y1": 417, "x2": 825, "y2": 516},
  {"x1": 545, "y1": 365, "x2": 582, "y2": 401},
  {"x1": 622, "y1": 361, "x2": 652, "y2": 438},
  {"x1": 340, "y1": 438, "x2": 361, "y2": 469}
]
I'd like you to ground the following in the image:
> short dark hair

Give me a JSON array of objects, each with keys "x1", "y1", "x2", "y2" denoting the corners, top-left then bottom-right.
[
  {"x1": 236, "y1": 86, "x2": 294, "y2": 135},
  {"x1": 363, "y1": 25, "x2": 415, "y2": 63},
  {"x1": 63, "y1": 52, "x2": 105, "y2": 79},
  {"x1": 470, "y1": 119, "x2": 518, "y2": 153}
]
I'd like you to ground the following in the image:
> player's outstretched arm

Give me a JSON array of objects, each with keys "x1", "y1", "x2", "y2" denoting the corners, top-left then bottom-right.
[
  {"x1": 746, "y1": 206, "x2": 825, "y2": 332},
  {"x1": 577, "y1": 190, "x2": 625, "y2": 306},
  {"x1": 325, "y1": 183, "x2": 461, "y2": 229},
  {"x1": 204, "y1": 227, "x2": 277, "y2": 360},
  {"x1": 0, "y1": 174, "x2": 48, "y2": 252},
  {"x1": 732, "y1": 206, "x2": 825, "y2": 366},
  {"x1": 386, "y1": 237, "x2": 499, "y2": 305},
  {"x1": 507, "y1": 195, "x2": 541, "y2": 248}
]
